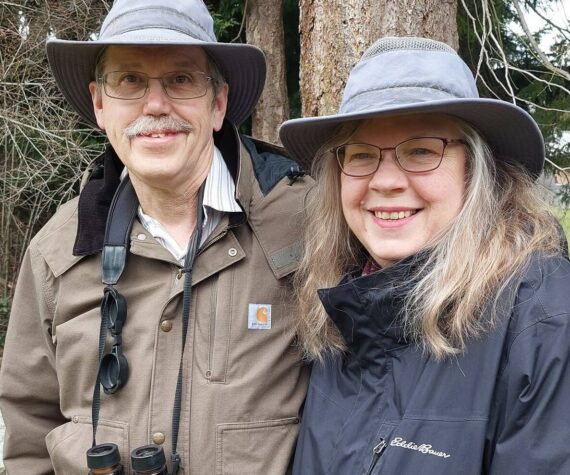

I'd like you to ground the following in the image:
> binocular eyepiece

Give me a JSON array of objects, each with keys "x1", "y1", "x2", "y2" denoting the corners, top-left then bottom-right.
[
  {"x1": 87, "y1": 443, "x2": 167, "y2": 475},
  {"x1": 86, "y1": 443, "x2": 123, "y2": 474}
]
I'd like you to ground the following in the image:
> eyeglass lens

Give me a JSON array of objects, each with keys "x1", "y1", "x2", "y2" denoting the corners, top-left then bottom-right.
[
  {"x1": 337, "y1": 138, "x2": 447, "y2": 176},
  {"x1": 99, "y1": 287, "x2": 129, "y2": 394},
  {"x1": 102, "y1": 71, "x2": 211, "y2": 100}
]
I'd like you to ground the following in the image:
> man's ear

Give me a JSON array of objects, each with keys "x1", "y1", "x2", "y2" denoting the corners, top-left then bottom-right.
[
  {"x1": 89, "y1": 81, "x2": 106, "y2": 131},
  {"x1": 212, "y1": 82, "x2": 229, "y2": 132}
]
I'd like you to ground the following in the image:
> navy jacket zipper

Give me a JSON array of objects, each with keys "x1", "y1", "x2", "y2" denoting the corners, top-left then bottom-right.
[{"x1": 364, "y1": 439, "x2": 387, "y2": 475}]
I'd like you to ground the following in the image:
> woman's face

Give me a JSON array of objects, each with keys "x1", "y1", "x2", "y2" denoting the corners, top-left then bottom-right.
[{"x1": 340, "y1": 115, "x2": 468, "y2": 268}]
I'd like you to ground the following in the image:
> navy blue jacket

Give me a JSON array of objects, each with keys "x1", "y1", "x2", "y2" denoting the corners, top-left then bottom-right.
[{"x1": 293, "y1": 253, "x2": 570, "y2": 475}]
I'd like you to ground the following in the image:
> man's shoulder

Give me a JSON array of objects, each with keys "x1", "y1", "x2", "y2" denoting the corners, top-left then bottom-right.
[
  {"x1": 237, "y1": 136, "x2": 314, "y2": 279},
  {"x1": 240, "y1": 135, "x2": 314, "y2": 198},
  {"x1": 29, "y1": 196, "x2": 83, "y2": 278}
]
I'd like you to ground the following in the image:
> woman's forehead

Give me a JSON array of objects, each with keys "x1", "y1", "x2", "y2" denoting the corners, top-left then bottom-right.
[{"x1": 353, "y1": 114, "x2": 462, "y2": 141}]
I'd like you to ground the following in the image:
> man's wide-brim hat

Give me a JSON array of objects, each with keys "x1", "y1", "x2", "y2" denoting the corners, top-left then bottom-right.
[
  {"x1": 46, "y1": 0, "x2": 266, "y2": 128},
  {"x1": 279, "y1": 36, "x2": 544, "y2": 177}
]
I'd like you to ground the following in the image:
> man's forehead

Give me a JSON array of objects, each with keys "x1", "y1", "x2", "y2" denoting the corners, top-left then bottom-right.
[{"x1": 103, "y1": 45, "x2": 208, "y2": 68}]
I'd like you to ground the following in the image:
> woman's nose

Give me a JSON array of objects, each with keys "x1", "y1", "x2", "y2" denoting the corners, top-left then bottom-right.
[{"x1": 367, "y1": 151, "x2": 408, "y2": 192}]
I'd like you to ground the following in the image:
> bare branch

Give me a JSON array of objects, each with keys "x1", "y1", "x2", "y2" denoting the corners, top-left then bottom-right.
[{"x1": 511, "y1": 0, "x2": 570, "y2": 82}]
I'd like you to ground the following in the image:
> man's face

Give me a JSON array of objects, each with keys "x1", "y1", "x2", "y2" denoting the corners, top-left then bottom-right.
[{"x1": 89, "y1": 45, "x2": 228, "y2": 192}]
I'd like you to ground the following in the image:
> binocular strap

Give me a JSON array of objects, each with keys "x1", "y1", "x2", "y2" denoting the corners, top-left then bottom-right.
[{"x1": 92, "y1": 177, "x2": 138, "y2": 447}]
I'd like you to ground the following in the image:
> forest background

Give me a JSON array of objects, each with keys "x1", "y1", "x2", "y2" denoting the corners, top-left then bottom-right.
[{"x1": 0, "y1": 0, "x2": 569, "y2": 350}]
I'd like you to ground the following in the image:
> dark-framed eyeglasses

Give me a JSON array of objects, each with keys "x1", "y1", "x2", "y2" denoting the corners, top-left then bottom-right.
[
  {"x1": 332, "y1": 137, "x2": 468, "y2": 177},
  {"x1": 98, "y1": 70, "x2": 213, "y2": 100},
  {"x1": 99, "y1": 286, "x2": 129, "y2": 394}
]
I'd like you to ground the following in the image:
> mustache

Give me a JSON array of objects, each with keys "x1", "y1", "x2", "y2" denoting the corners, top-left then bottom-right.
[{"x1": 123, "y1": 116, "x2": 193, "y2": 137}]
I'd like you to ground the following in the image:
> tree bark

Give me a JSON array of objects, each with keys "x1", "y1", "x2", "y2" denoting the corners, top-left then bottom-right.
[
  {"x1": 299, "y1": 0, "x2": 458, "y2": 117},
  {"x1": 246, "y1": 0, "x2": 290, "y2": 144}
]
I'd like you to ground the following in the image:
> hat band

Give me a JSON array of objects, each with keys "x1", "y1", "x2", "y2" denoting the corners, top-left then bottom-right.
[
  {"x1": 100, "y1": 6, "x2": 216, "y2": 43},
  {"x1": 340, "y1": 87, "x2": 462, "y2": 114}
]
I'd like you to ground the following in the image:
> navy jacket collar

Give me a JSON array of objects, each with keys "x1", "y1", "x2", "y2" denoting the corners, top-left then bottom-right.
[{"x1": 318, "y1": 255, "x2": 427, "y2": 363}]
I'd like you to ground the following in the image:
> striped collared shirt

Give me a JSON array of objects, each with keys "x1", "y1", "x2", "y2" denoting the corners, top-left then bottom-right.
[{"x1": 137, "y1": 146, "x2": 241, "y2": 264}]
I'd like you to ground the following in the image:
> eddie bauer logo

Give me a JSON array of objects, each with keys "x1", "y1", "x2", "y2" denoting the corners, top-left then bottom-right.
[{"x1": 390, "y1": 437, "x2": 451, "y2": 459}]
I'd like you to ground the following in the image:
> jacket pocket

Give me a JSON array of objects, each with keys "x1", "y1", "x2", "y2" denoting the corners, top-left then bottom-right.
[
  {"x1": 45, "y1": 416, "x2": 130, "y2": 475},
  {"x1": 215, "y1": 416, "x2": 300, "y2": 475}
]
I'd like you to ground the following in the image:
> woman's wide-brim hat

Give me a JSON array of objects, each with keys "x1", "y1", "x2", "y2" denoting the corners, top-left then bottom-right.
[
  {"x1": 46, "y1": 0, "x2": 266, "y2": 128},
  {"x1": 279, "y1": 37, "x2": 544, "y2": 178}
]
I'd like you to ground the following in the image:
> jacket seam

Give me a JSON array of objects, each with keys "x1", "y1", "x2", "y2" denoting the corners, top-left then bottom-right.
[
  {"x1": 402, "y1": 415, "x2": 488, "y2": 422},
  {"x1": 31, "y1": 244, "x2": 57, "y2": 322},
  {"x1": 506, "y1": 310, "x2": 570, "y2": 364}
]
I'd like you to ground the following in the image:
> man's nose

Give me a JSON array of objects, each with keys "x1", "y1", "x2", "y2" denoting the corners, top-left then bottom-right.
[{"x1": 142, "y1": 78, "x2": 172, "y2": 115}]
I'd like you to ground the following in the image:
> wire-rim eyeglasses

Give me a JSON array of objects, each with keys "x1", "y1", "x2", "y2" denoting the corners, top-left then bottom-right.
[{"x1": 332, "y1": 136, "x2": 468, "y2": 177}]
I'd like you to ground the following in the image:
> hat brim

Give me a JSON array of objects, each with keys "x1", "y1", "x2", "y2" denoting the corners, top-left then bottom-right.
[
  {"x1": 279, "y1": 98, "x2": 544, "y2": 177},
  {"x1": 47, "y1": 33, "x2": 266, "y2": 128}
]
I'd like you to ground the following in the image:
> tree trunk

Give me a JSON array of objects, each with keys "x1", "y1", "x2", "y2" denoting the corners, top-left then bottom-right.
[
  {"x1": 299, "y1": 0, "x2": 458, "y2": 117},
  {"x1": 246, "y1": 0, "x2": 290, "y2": 144}
]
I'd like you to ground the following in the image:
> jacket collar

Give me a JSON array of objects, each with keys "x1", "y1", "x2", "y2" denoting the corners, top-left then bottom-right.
[
  {"x1": 318, "y1": 255, "x2": 427, "y2": 362},
  {"x1": 73, "y1": 119, "x2": 246, "y2": 256}
]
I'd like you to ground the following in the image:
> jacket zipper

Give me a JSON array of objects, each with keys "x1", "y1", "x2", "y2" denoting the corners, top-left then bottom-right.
[{"x1": 364, "y1": 439, "x2": 387, "y2": 475}]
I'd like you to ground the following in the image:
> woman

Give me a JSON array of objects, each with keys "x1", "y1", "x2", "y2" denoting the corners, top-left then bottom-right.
[{"x1": 279, "y1": 37, "x2": 570, "y2": 474}]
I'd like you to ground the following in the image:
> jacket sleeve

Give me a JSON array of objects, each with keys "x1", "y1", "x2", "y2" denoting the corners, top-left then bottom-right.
[
  {"x1": 0, "y1": 244, "x2": 65, "y2": 474},
  {"x1": 487, "y1": 265, "x2": 570, "y2": 474}
]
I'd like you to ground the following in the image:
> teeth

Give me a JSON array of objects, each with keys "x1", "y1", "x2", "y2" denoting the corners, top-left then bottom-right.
[
  {"x1": 150, "y1": 133, "x2": 165, "y2": 138},
  {"x1": 374, "y1": 210, "x2": 414, "y2": 220}
]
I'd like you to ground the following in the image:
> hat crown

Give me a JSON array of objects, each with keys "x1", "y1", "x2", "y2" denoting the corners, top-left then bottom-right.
[
  {"x1": 361, "y1": 36, "x2": 456, "y2": 59},
  {"x1": 99, "y1": 0, "x2": 216, "y2": 43},
  {"x1": 340, "y1": 36, "x2": 479, "y2": 115}
]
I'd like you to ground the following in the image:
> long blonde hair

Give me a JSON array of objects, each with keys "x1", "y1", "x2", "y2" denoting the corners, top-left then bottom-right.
[{"x1": 294, "y1": 117, "x2": 563, "y2": 360}]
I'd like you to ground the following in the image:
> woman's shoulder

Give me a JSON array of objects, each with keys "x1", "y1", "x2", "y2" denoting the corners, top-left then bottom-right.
[
  {"x1": 504, "y1": 252, "x2": 570, "y2": 351},
  {"x1": 515, "y1": 252, "x2": 570, "y2": 316}
]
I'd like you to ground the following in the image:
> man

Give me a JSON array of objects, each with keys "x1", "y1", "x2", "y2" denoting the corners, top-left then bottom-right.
[{"x1": 0, "y1": 1, "x2": 310, "y2": 473}]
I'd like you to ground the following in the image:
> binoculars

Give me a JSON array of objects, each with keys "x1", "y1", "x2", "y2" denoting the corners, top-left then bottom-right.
[{"x1": 87, "y1": 443, "x2": 168, "y2": 474}]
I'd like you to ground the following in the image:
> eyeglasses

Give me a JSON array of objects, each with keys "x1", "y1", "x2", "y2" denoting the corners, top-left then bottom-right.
[
  {"x1": 99, "y1": 286, "x2": 129, "y2": 394},
  {"x1": 332, "y1": 137, "x2": 467, "y2": 177},
  {"x1": 98, "y1": 70, "x2": 213, "y2": 100}
]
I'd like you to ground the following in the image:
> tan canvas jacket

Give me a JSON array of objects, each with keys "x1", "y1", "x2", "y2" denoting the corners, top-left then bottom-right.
[{"x1": 0, "y1": 129, "x2": 312, "y2": 475}]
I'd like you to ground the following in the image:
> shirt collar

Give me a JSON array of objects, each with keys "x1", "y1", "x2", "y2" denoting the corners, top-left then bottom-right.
[
  {"x1": 137, "y1": 146, "x2": 241, "y2": 263},
  {"x1": 203, "y1": 146, "x2": 242, "y2": 215}
]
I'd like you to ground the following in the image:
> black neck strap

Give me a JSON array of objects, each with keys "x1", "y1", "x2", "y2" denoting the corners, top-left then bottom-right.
[
  {"x1": 170, "y1": 185, "x2": 205, "y2": 475},
  {"x1": 92, "y1": 177, "x2": 138, "y2": 447},
  {"x1": 101, "y1": 178, "x2": 139, "y2": 285},
  {"x1": 91, "y1": 177, "x2": 205, "y2": 475}
]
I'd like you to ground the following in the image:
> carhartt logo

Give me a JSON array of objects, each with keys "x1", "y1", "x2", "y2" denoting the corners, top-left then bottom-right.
[
  {"x1": 390, "y1": 437, "x2": 451, "y2": 459},
  {"x1": 248, "y1": 304, "x2": 272, "y2": 329}
]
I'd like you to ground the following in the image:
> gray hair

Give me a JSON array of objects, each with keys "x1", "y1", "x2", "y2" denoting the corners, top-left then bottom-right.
[{"x1": 294, "y1": 115, "x2": 562, "y2": 360}]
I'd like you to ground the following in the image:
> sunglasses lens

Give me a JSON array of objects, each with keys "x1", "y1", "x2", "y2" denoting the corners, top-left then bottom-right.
[
  {"x1": 102, "y1": 288, "x2": 127, "y2": 333},
  {"x1": 100, "y1": 347, "x2": 129, "y2": 394}
]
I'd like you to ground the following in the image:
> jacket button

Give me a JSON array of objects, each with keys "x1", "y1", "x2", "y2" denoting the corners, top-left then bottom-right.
[
  {"x1": 152, "y1": 432, "x2": 166, "y2": 445},
  {"x1": 228, "y1": 247, "x2": 238, "y2": 257},
  {"x1": 160, "y1": 320, "x2": 173, "y2": 332},
  {"x1": 137, "y1": 233, "x2": 146, "y2": 241}
]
